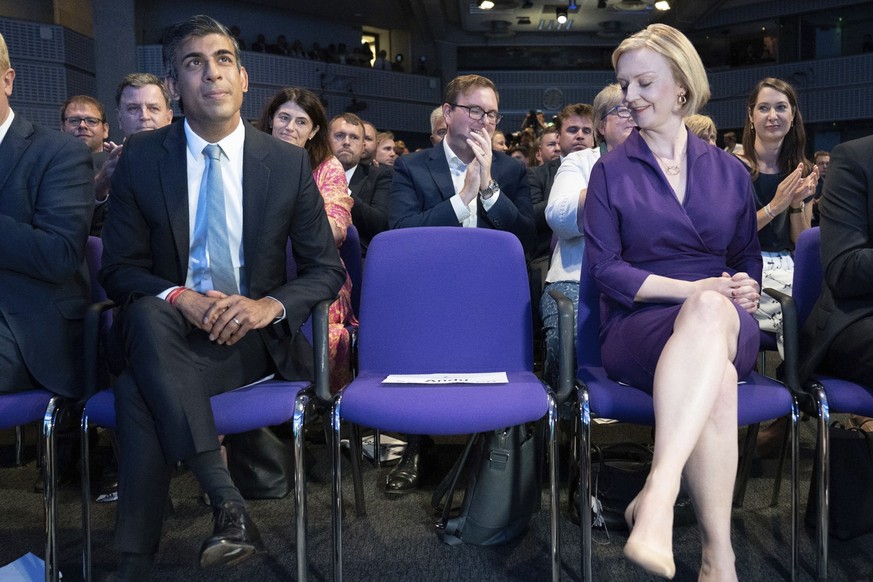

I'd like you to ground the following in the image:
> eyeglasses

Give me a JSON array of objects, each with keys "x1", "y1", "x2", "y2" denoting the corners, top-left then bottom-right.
[
  {"x1": 602, "y1": 105, "x2": 632, "y2": 120},
  {"x1": 449, "y1": 103, "x2": 502, "y2": 125},
  {"x1": 64, "y1": 116, "x2": 104, "y2": 128}
]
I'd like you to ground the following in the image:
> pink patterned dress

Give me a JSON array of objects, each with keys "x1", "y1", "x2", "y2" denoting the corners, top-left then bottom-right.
[{"x1": 313, "y1": 156, "x2": 355, "y2": 393}]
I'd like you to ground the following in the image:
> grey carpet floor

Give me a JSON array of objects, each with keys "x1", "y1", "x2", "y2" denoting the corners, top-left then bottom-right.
[{"x1": 2, "y1": 417, "x2": 872, "y2": 581}]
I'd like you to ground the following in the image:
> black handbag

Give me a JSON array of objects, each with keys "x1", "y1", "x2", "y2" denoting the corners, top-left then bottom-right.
[
  {"x1": 432, "y1": 423, "x2": 541, "y2": 546},
  {"x1": 583, "y1": 442, "x2": 695, "y2": 531},
  {"x1": 806, "y1": 421, "x2": 873, "y2": 540},
  {"x1": 224, "y1": 426, "x2": 293, "y2": 499}
]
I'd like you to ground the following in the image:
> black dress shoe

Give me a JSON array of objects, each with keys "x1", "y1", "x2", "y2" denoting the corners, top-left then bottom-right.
[
  {"x1": 199, "y1": 501, "x2": 265, "y2": 569},
  {"x1": 385, "y1": 436, "x2": 427, "y2": 495}
]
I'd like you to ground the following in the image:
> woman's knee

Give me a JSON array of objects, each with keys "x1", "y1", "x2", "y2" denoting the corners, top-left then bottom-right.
[{"x1": 678, "y1": 291, "x2": 738, "y2": 332}]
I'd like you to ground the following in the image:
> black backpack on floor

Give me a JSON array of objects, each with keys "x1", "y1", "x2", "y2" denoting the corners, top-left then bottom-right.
[{"x1": 431, "y1": 423, "x2": 541, "y2": 546}]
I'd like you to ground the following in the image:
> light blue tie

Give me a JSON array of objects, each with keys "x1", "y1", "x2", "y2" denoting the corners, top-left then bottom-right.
[{"x1": 190, "y1": 144, "x2": 238, "y2": 295}]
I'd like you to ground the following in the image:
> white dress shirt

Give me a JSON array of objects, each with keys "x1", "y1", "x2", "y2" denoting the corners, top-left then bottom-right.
[
  {"x1": 0, "y1": 108, "x2": 14, "y2": 147},
  {"x1": 544, "y1": 147, "x2": 600, "y2": 283}
]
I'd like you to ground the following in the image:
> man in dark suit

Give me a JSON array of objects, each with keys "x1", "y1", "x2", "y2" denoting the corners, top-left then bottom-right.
[
  {"x1": 0, "y1": 32, "x2": 94, "y2": 397},
  {"x1": 327, "y1": 112, "x2": 391, "y2": 254},
  {"x1": 385, "y1": 74, "x2": 534, "y2": 495},
  {"x1": 390, "y1": 74, "x2": 534, "y2": 253},
  {"x1": 800, "y1": 135, "x2": 873, "y2": 389},
  {"x1": 99, "y1": 15, "x2": 344, "y2": 578}
]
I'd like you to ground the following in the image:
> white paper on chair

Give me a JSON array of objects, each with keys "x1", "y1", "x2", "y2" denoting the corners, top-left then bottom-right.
[{"x1": 381, "y1": 372, "x2": 508, "y2": 384}]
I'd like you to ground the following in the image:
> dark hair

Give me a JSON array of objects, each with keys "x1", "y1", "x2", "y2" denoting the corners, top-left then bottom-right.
[
  {"x1": 742, "y1": 77, "x2": 811, "y2": 181},
  {"x1": 114, "y1": 72, "x2": 172, "y2": 108},
  {"x1": 555, "y1": 103, "x2": 594, "y2": 132},
  {"x1": 256, "y1": 87, "x2": 331, "y2": 171},
  {"x1": 60, "y1": 95, "x2": 107, "y2": 123},
  {"x1": 162, "y1": 15, "x2": 241, "y2": 81}
]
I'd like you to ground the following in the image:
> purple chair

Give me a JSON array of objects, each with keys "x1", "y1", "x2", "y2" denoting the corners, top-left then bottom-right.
[
  {"x1": 767, "y1": 226, "x2": 873, "y2": 580},
  {"x1": 551, "y1": 254, "x2": 799, "y2": 581},
  {"x1": 0, "y1": 390, "x2": 63, "y2": 581},
  {"x1": 80, "y1": 238, "x2": 331, "y2": 582},
  {"x1": 330, "y1": 228, "x2": 560, "y2": 582}
]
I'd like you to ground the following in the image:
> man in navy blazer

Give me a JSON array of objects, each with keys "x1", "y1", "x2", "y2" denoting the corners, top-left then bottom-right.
[
  {"x1": 390, "y1": 74, "x2": 534, "y2": 254},
  {"x1": 800, "y1": 134, "x2": 873, "y2": 387},
  {"x1": 99, "y1": 16, "x2": 344, "y2": 578},
  {"x1": 328, "y1": 112, "x2": 391, "y2": 254},
  {"x1": 0, "y1": 33, "x2": 93, "y2": 398},
  {"x1": 384, "y1": 75, "x2": 534, "y2": 495}
]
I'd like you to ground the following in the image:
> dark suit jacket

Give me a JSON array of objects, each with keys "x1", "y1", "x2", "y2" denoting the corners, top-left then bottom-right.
[
  {"x1": 527, "y1": 157, "x2": 561, "y2": 259},
  {"x1": 0, "y1": 114, "x2": 94, "y2": 397},
  {"x1": 389, "y1": 140, "x2": 535, "y2": 252},
  {"x1": 100, "y1": 120, "x2": 346, "y2": 380},
  {"x1": 348, "y1": 162, "x2": 391, "y2": 253},
  {"x1": 800, "y1": 135, "x2": 873, "y2": 382}
]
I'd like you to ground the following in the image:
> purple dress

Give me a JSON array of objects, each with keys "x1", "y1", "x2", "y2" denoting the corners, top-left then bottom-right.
[{"x1": 582, "y1": 129, "x2": 762, "y2": 391}]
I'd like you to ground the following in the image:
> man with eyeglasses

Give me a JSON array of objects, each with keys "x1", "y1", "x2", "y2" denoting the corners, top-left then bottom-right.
[
  {"x1": 387, "y1": 73, "x2": 534, "y2": 495},
  {"x1": 61, "y1": 95, "x2": 109, "y2": 156},
  {"x1": 328, "y1": 112, "x2": 391, "y2": 253},
  {"x1": 61, "y1": 95, "x2": 112, "y2": 235}
]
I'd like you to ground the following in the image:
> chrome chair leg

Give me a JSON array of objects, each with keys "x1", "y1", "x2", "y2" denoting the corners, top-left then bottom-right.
[
  {"x1": 81, "y1": 413, "x2": 93, "y2": 582},
  {"x1": 578, "y1": 387, "x2": 592, "y2": 582},
  {"x1": 546, "y1": 394, "x2": 560, "y2": 582},
  {"x1": 789, "y1": 399, "x2": 799, "y2": 582},
  {"x1": 292, "y1": 392, "x2": 310, "y2": 582},
  {"x1": 811, "y1": 385, "x2": 830, "y2": 581},
  {"x1": 331, "y1": 395, "x2": 344, "y2": 582},
  {"x1": 15, "y1": 425, "x2": 24, "y2": 466},
  {"x1": 42, "y1": 397, "x2": 61, "y2": 582}
]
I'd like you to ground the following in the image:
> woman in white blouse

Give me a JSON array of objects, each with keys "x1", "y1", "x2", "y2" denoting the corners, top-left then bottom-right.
[{"x1": 540, "y1": 83, "x2": 635, "y2": 388}]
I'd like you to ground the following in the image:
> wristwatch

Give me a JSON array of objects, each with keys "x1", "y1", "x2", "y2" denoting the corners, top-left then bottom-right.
[
  {"x1": 788, "y1": 202, "x2": 805, "y2": 214},
  {"x1": 479, "y1": 180, "x2": 499, "y2": 200}
]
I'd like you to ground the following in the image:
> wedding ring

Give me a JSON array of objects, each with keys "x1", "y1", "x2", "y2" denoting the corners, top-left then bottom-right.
[{"x1": 232, "y1": 318, "x2": 241, "y2": 326}]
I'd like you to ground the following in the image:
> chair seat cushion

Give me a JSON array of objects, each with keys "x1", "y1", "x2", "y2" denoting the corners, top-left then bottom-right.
[
  {"x1": 814, "y1": 374, "x2": 873, "y2": 416},
  {"x1": 339, "y1": 371, "x2": 550, "y2": 435},
  {"x1": 579, "y1": 366, "x2": 794, "y2": 426},
  {"x1": 84, "y1": 379, "x2": 310, "y2": 433},
  {"x1": 0, "y1": 390, "x2": 54, "y2": 429}
]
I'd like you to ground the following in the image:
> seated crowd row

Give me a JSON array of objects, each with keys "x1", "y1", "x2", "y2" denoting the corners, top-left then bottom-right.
[{"x1": 2, "y1": 14, "x2": 871, "y2": 581}]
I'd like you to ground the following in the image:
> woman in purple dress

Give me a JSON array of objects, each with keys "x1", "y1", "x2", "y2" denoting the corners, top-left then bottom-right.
[{"x1": 583, "y1": 24, "x2": 762, "y2": 579}]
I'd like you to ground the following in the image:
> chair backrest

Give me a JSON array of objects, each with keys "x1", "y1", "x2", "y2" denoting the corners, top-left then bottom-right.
[
  {"x1": 576, "y1": 254, "x2": 603, "y2": 368},
  {"x1": 791, "y1": 227, "x2": 822, "y2": 326},
  {"x1": 358, "y1": 227, "x2": 533, "y2": 373},
  {"x1": 339, "y1": 224, "x2": 363, "y2": 318}
]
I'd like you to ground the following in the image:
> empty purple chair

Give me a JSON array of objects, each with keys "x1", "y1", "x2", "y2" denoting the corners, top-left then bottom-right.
[
  {"x1": 551, "y1": 253, "x2": 799, "y2": 581},
  {"x1": 767, "y1": 226, "x2": 873, "y2": 580},
  {"x1": 330, "y1": 227, "x2": 560, "y2": 582}
]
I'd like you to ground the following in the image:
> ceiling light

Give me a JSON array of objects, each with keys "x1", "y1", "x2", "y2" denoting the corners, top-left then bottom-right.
[
  {"x1": 556, "y1": 7, "x2": 568, "y2": 24},
  {"x1": 654, "y1": 1, "x2": 671, "y2": 10},
  {"x1": 479, "y1": 0, "x2": 495, "y2": 9}
]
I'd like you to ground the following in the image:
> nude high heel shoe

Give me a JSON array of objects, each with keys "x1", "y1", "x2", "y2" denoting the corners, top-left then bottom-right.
[{"x1": 623, "y1": 495, "x2": 676, "y2": 579}]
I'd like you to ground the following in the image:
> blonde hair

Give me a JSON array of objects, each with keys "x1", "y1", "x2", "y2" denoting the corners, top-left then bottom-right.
[
  {"x1": 612, "y1": 23, "x2": 710, "y2": 115},
  {"x1": 592, "y1": 83, "x2": 624, "y2": 139},
  {"x1": 0, "y1": 33, "x2": 10, "y2": 72},
  {"x1": 684, "y1": 114, "x2": 717, "y2": 142}
]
